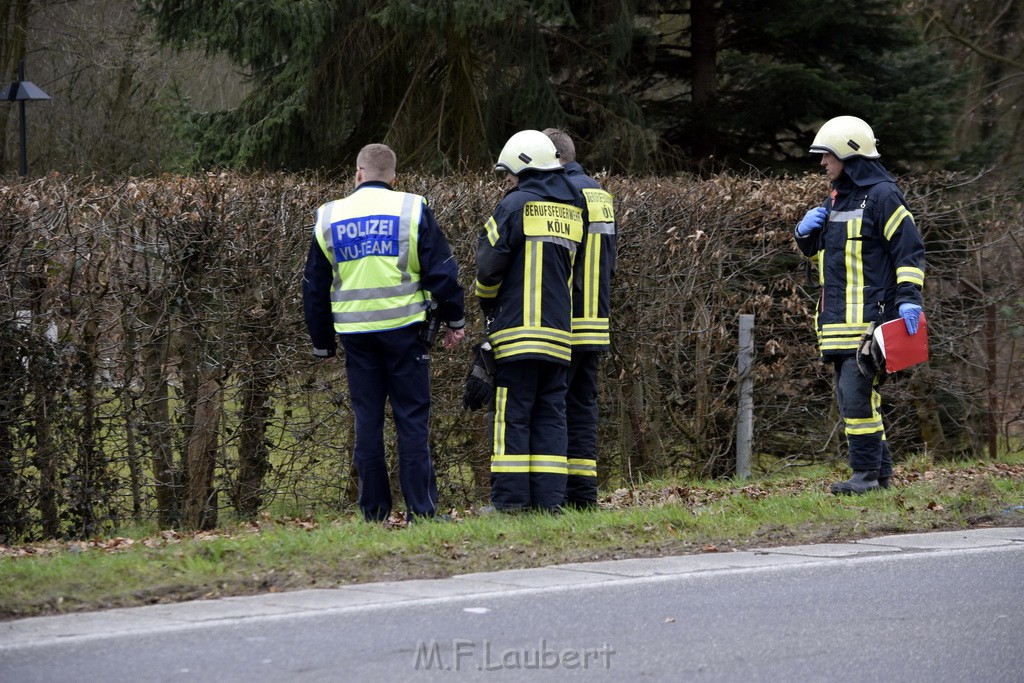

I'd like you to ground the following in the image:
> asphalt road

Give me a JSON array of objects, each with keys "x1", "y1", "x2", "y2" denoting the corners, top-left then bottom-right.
[{"x1": 2, "y1": 528, "x2": 1022, "y2": 682}]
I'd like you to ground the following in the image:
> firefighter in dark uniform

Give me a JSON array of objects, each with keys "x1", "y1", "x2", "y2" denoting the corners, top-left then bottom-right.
[
  {"x1": 476, "y1": 130, "x2": 586, "y2": 513},
  {"x1": 794, "y1": 116, "x2": 925, "y2": 495},
  {"x1": 303, "y1": 143, "x2": 466, "y2": 521},
  {"x1": 543, "y1": 128, "x2": 617, "y2": 509}
]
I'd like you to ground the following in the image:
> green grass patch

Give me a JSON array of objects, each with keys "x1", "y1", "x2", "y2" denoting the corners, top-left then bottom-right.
[{"x1": 2, "y1": 457, "x2": 1022, "y2": 620}]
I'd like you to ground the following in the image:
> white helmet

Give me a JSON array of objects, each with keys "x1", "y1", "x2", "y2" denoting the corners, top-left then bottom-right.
[
  {"x1": 495, "y1": 130, "x2": 561, "y2": 175},
  {"x1": 809, "y1": 116, "x2": 880, "y2": 160}
]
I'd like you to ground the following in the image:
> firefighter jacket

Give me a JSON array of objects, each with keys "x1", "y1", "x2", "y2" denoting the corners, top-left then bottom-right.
[
  {"x1": 475, "y1": 170, "x2": 586, "y2": 365},
  {"x1": 303, "y1": 181, "x2": 464, "y2": 357},
  {"x1": 564, "y1": 162, "x2": 617, "y2": 352},
  {"x1": 795, "y1": 159, "x2": 925, "y2": 359}
]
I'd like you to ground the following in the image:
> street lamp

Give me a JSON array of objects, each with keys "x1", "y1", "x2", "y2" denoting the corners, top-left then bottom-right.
[{"x1": 1, "y1": 59, "x2": 51, "y2": 176}]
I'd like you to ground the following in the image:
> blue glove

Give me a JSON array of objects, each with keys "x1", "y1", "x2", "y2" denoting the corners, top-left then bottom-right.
[
  {"x1": 899, "y1": 303, "x2": 922, "y2": 335},
  {"x1": 796, "y1": 206, "x2": 828, "y2": 237}
]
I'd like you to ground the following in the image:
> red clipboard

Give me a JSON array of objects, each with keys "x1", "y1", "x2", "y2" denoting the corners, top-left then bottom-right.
[{"x1": 873, "y1": 313, "x2": 929, "y2": 372}]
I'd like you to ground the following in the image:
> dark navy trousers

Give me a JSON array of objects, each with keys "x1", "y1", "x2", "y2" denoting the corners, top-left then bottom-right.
[
  {"x1": 490, "y1": 359, "x2": 568, "y2": 512},
  {"x1": 341, "y1": 325, "x2": 438, "y2": 521},
  {"x1": 833, "y1": 355, "x2": 892, "y2": 479},
  {"x1": 565, "y1": 351, "x2": 600, "y2": 507}
]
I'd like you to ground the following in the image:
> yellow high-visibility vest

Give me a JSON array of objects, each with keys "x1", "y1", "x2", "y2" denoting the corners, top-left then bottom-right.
[{"x1": 314, "y1": 186, "x2": 427, "y2": 333}]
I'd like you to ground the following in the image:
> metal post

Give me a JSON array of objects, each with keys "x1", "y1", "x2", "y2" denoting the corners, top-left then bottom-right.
[
  {"x1": 18, "y1": 60, "x2": 27, "y2": 176},
  {"x1": 19, "y1": 100, "x2": 28, "y2": 176},
  {"x1": 736, "y1": 314, "x2": 755, "y2": 479},
  {"x1": 2, "y1": 60, "x2": 50, "y2": 176}
]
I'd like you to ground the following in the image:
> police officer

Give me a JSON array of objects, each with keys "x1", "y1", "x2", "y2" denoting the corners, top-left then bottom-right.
[
  {"x1": 476, "y1": 130, "x2": 586, "y2": 513},
  {"x1": 303, "y1": 143, "x2": 466, "y2": 521},
  {"x1": 794, "y1": 116, "x2": 926, "y2": 495},
  {"x1": 543, "y1": 128, "x2": 617, "y2": 509}
]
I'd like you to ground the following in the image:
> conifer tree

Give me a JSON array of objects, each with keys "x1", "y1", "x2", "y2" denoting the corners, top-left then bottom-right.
[
  {"x1": 146, "y1": 0, "x2": 957, "y2": 172},
  {"x1": 146, "y1": 0, "x2": 650, "y2": 171}
]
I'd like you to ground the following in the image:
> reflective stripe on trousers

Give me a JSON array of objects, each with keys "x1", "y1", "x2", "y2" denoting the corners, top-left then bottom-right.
[
  {"x1": 490, "y1": 360, "x2": 568, "y2": 511},
  {"x1": 834, "y1": 355, "x2": 892, "y2": 478}
]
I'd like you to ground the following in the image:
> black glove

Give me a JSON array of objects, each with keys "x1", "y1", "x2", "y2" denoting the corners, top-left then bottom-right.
[
  {"x1": 463, "y1": 342, "x2": 496, "y2": 411},
  {"x1": 856, "y1": 323, "x2": 888, "y2": 386}
]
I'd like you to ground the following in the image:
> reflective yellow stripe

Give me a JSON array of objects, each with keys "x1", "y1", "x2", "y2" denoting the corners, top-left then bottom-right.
[
  {"x1": 484, "y1": 216, "x2": 500, "y2": 246},
  {"x1": 884, "y1": 206, "x2": 912, "y2": 241},
  {"x1": 567, "y1": 458, "x2": 597, "y2": 477},
  {"x1": 490, "y1": 326, "x2": 573, "y2": 362},
  {"x1": 820, "y1": 322, "x2": 871, "y2": 352},
  {"x1": 492, "y1": 387, "x2": 508, "y2": 456},
  {"x1": 523, "y1": 241, "x2": 542, "y2": 328},
  {"x1": 572, "y1": 318, "x2": 609, "y2": 331},
  {"x1": 845, "y1": 416, "x2": 884, "y2": 435},
  {"x1": 585, "y1": 236, "x2": 601, "y2": 318},
  {"x1": 492, "y1": 453, "x2": 530, "y2": 473},
  {"x1": 819, "y1": 321, "x2": 868, "y2": 352},
  {"x1": 571, "y1": 317, "x2": 609, "y2": 345},
  {"x1": 845, "y1": 388, "x2": 884, "y2": 435},
  {"x1": 896, "y1": 266, "x2": 924, "y2": 286},
  {"x1": 475, "y1": 279, "x2": 500, "y2": 299},
  {"x1": 845, "y1": 218, "x2": 864, "y2": 324},
  {"x1": 821, "y1": 339, "x2": 861, "y2": 352},
  {"x1": 491, "y1": 326, "x2": 573, "y2": 345},
  {"x1": 493, "y1": 340, "x2": 571, "y2": 362},
  {"x1": 529, "y1": 455, "x2": 568, "y2": 475},
  {"x1": 821, "y1": 323, "x2": 871, "y2": 336}
]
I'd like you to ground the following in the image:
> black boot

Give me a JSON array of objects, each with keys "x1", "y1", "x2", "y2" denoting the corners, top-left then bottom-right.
[
  {"x1": 831, "y1": 470, "x2": 880, "y2": 495},
  {"x1": 878, "y1": 476, "x2": 891, "y2": 489}
]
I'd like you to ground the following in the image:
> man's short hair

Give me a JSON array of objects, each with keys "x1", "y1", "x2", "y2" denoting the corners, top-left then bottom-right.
[
  {"x1": 542, "y1": 128, "x2": 576, "y2": 163},
  {"x1": 357, "y1": 144, "x2": 397, "y2": 180}
]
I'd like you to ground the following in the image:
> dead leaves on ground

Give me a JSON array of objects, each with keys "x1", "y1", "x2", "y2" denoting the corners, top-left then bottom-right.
[
  {"x1": 599, "y1": 462, "x2": 1024, "y2": 513},
  {"x1": 2, "y1": 463, "x2": 1021, "y2": 560}
]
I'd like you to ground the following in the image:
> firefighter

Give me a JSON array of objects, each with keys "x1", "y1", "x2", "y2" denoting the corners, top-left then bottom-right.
[
  {"x1": 476, "y1": 130, "x2": 586, "y2": 513},
  {"x1": 543, "y1": 128, "x2": 617, "y2": 509},
  {"x1": 794, "y1": 116, "x2": 926, "y2": 494},
  {"x1": 303, "y1": 143, "x2": 466, "y2": 522}
]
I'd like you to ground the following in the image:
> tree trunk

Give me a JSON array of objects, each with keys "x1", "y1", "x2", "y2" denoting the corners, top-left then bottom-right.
[
  {"x1": 120, "y1": 323, "x2": 144, "y2": 521},
  {"x1": 0, "y1": 334, "x2": 22, "y2": 542},
  {"x1": 141, "y1": 292, "x2": 177, "y2": 528},
  {"x1": 71, "y1": 303, "x2": 103, "y2": 537},
  {"x1": 233, "y1": 369, "x2": 272, "y2": 519},
  {"x1": 909, "y1": 371, "x2": 951, "y2": 460},
  {"x1": 0, "y1": 0, "x2": 32, "y2": 174},
  {"x1": 690, "y1": 0, "x2": 718, "y2": 161},
  {"x1": 183, "y1": 364, "x2": 222, "y2": 531},
  {"x1": 31, "y1": 362, "x2": 58, "y2": 537}
]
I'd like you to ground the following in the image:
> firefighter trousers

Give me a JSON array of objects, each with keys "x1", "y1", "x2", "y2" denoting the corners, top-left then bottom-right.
[
  {"x1": 490, "y1": 359, "x2": 568, "y2": 512},
  {"x1": 565, "y1": 351, "x2": 600, "y2": 507},
  {"x1": 834, "y1": 355, "x2": 892, "y2": 478}
]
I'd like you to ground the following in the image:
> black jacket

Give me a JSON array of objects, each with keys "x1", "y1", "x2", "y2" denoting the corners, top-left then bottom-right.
[
  {"x1": 475, "y1": 170, "x2": 586, "y2": 364},
  {"x1": 795, "y1": 158, "x2": 925, "y2": 358},
  {"x1": 564, "y1": 161, "x2": 617, "y2": 352}
]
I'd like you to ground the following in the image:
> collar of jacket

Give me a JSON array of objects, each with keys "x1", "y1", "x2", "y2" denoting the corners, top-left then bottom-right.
[
  {"x1": 563, "y1": 161, "x2": 586, "y2": 176},
  {"x1": 354, "y1": 180, "x2": 393, "y2": 192},
  {"x1": 836, "y1": 157, "x2": 896, "y2": 189},
  {"x1": 510, "y1": 168, "x2": 579, "y2": 203}
]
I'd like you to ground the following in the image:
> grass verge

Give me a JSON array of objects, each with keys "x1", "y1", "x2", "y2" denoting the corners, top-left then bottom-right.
[{"x1": 2, "y1": 458, "x2": 1022, "y2": 620}]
